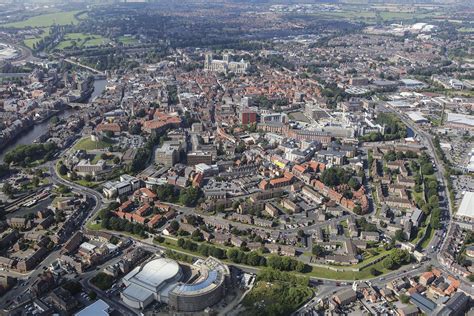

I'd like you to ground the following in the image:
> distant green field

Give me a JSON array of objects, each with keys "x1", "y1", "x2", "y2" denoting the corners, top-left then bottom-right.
[
  {"x1": 459, "y1": 27, "x2": 474, "y2": 33},
  {"x1": 317, "y1": 9, "x2": 438, "y2": 22},
  {"x1": 118, "y1": 35, "x2": 138, "y2": 45},
  {"x1": 23, "y1": 27, "x2": 50, "y2": 49},
  {"x1": 322, "y1": 10, "x2": 375, "y2": 19},
  {"x1": 2, "y1": 10, "x2": 85, "y2": 28},
  {"x1": 55, "y1": 33, "x2": 108, "y2": 50}
]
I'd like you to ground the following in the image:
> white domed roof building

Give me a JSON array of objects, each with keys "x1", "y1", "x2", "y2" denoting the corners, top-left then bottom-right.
[
  {"x1": 121, "y1": 257, "x2": 182, "y2": 309},
  {"x1": 120, "y1": 256, "x2": 230, "y2": 312}
]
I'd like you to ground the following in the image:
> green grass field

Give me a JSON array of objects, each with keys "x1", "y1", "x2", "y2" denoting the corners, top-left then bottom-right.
[
  {"x1": 74, "y1": 179, "x2": 99, "y2": 188},
  {"x1": 73, "y1": 137, "x2": 114, "y2": 151},
  {"x1": 420, "y1": 225, "x2": 435, "y2": 249},
  {"x1": 87, "y1": 222, "x2": 102, "y2": 231},
  {"x1": 306, "y1": 256, "x2": 393, "y2": 280},
  {"x1": 315, "y1": 8, "x2": 440, "y2": 23},
  {"x1": 459, "y1": 27, "x2": 474, "y2": 33},
  {"x1": 91, "y1": 154, "x2": 104, "y2": 164},
  {"x1": 118, "y1": 35, "x2": 138, "y2": 45},
  {"x1": 23, "y1": 27, "x2": 50, "y2": 49},
  {"x1": 55, "y1": 33, "x2": 108, "y2": 50},
  {"x1": 2, "y1": 10, "x2": 85, "y2": 28}
]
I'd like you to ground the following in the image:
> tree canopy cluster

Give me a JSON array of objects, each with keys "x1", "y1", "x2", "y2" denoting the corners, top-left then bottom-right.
[
  {"x1": 360, "y1": 113, "x2": 407, "y2": 142},
  {"x1": 0, "y1": 164, "x2": 10, "y2": 178},
  {"x1": 176, "y1": 238, "x2": 226, "y2": 259},
  {"x1": 153, "y1": 184, "x2": 202, "y2": 207},
  {"x1": 90, "y1": 272, "x2": 114, "y2": 290},
  {"x1": 4, "y1": 143, "x2": 58, "y2": 166},
  {"x1": 382, "y1": 249, "x2": 411, "y2": 270},
  {"x1": 243, "y1": 268, "x2": 312, "y2": 316},
  {"x1": 100, "y1": 209, "x2": 148, "y2": 238},
  {"x1": 173, "y1": 237, "x2": 306, "y2": 273},
  {"x1": 129, "y1": 129, "x2": 169, "y2": 173},
  {"x1": 320, "y1": 167, "x2": 355, "y2": 188},
  {"x1": 356, "y1": 218, "x2": 378, "y2": 232}
]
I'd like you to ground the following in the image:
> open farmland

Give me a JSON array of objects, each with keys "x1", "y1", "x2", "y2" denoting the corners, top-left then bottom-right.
[{"x1": 2, "y1": 10, "x2": 86, "y2": 28}]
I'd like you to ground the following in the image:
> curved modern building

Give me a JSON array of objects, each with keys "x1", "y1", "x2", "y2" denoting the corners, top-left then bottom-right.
[
  {"x1": 120, "y1": 256, "x2": 230, "y2": 312},
  {"x1": 121, "y1": 257, "x2": 183, "y2": 309},
  {"x1": 169, "y1": 257, "x2": 230, "y2": 312}
]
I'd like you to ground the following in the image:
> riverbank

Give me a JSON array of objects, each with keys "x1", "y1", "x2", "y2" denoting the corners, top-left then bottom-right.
[
  {"x1": 0, "y1": 108, "x2": 73, "y2": 162},
  {"x1": 0, "y1": 78, "x2": 107, "y2": 162}
]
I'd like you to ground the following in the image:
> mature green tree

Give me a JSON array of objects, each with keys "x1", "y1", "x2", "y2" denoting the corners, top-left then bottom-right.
[
  {"x1": 348, "y1": 178, "x2": 361, "y2": 190},
  {"x1": 400, "y1": 294, "x2": 410, "y2": 304},
  {"x1": 312, "y1": 245, "x2": 324, "y2": 257},
  {"x1": 394, "y1": 229, "x2": 406, "y2": 241},
  {"x1": 370, "y1": 267, "x2": 381, "y2": 276},
  {"x1": 170, "y1": 220, "x2": 180, "y2": 232},
  {"x1": 383, "y1": 257, "x2": 395, "y2": 270},
  {"x1": 2, "y1": 183, "x2": 14, "y2": 198}
]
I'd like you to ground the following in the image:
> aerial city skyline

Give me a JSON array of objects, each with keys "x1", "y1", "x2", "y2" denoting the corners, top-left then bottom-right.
[{"x1": 0, "y1": 0, "x2": 473, "y2": 315}]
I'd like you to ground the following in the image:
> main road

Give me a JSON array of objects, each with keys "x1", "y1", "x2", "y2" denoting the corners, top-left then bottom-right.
[
  {"x1": 383, "y1": 105, "x2": 453, "y2": 249},
  {"x1": 47, "y1": 160, "x2": 104, "y2": 228}
]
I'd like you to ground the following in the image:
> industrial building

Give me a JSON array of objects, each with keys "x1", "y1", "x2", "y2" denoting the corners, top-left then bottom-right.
[
  {"x1": 121, "y1": 256, "x2": 230, "y2": 312},
  {"x1": 407, "y1": 111, "x2": 429, "y2": 124},
  {"x1": 409, "y1": 293, "x2": 437, "y2": 314},
  {"x1": 446, "y1": 112, "x2": 474, "y2": 131},
  {"x1": 456, "y1": 191, "x2": 474, "y2": 223}
]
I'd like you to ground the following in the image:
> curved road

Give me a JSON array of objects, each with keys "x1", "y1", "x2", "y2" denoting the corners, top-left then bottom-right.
[
  {"x1": 384, "y1": 106, "x2": 453, "y2": 251},
  {"x1": 0, "y1": 162, "x2": 104, "y2": 310},
  {"x1": 47, "y1": 160, "x2": 104, "y2": 227}
]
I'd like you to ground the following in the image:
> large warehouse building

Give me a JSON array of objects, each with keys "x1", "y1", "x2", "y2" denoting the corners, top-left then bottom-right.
[
  {"x1": 446, "y1": 112, "x2": 474, "y2": 131},
  {"x1": 456, "y1": 191, "x2": 474, "y2": 223},
  {"x1": 120, "y1": 256, "x2": 230, "y2": 312}
]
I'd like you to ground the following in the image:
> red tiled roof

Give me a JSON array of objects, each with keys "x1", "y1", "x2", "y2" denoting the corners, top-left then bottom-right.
[
  {"x1": 136, "y1": 187, "x2": 157, "y2": 199},
  {"x1": 148, "y1": 214, "x2": 162, "y2": 227},
  {"x1": 135, "y1": 203, "x2": 151, "y2": 216}
]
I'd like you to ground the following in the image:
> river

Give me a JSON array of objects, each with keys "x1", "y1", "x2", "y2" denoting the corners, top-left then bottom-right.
[
  {"x1": 90, "y1": 78, "x2": 107, "y2": 100},
  {"x1": 0, "y1": 79, "x2": 107, "y2": 162}
]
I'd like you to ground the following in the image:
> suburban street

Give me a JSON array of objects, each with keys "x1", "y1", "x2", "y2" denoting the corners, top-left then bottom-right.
[{"x1": 0, "y1": 160, "x2": 104, "y2": 309}]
